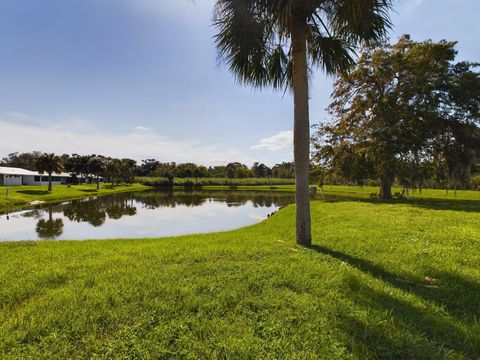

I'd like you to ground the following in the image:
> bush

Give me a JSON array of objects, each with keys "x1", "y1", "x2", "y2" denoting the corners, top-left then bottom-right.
[{"x1": 470, "y1": 175, "x2": 480, "y2": 191}]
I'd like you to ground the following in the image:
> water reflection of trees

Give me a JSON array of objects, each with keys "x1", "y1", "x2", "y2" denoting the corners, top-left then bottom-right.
[
  {"x1": 132, "y1": 190, "x2": 296, "y2": 209},
  {"x1": 35, "y1": 207, "x2": 64, "y2": 239},
  {"x1": 63, "y1": 194, "x2": 137, "y2": 226},
  {"x1": 22, "y1": 190, "x2": 295, "y2": 239}
]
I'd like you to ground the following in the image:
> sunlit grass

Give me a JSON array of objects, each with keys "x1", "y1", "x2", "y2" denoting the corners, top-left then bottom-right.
[{"x1": 1, "y1": 188, "x2": 479, "y2": 358}]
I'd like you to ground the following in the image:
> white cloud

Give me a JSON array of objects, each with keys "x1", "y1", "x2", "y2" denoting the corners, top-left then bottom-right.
[
  {"x1": 135, "y1": 126, "x2": 150, "y2": 131},
  {"x1": 406, "y1": 0, "x2": 424, "y2": 9},
  {"x1": 0, "y1": 117, "x2": 255, "y2": 166},
  {"x1": 250, "y1": 130, "x2": 293, "y2": 151}
]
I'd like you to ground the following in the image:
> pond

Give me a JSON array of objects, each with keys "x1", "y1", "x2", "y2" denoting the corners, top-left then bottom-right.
[{"x1": 0, "y1": 189, "x2": 296, "y2": 241}]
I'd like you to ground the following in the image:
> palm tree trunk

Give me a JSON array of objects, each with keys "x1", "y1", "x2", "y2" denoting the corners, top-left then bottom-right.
[
  {"x1": 292, "y1": 16, "x2": 312, "y2": 247},
  {"x1": 97, "y1": 176, "x2": 100, "y2": 190},
  {"x1": 48, "y1": 173, "x2": 52, "y2": 192}
]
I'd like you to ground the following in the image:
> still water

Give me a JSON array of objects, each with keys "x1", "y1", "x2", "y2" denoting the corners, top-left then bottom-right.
[{"x1": 0, "y1": 190, "x2": 296, "y2": 241}]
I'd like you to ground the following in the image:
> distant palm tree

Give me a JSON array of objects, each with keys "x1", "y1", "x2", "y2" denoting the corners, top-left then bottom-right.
[
  {"x1": 214, "y1": 0, "x2": 392, "y2": 246},
  {"x1": 36, "y1": 153, "x2": 64, "y2": 192},
  {"x1": 105, "y1": 159, "x2": 122, "y2": 186},
  {"x1": 87, "y1": 157, "x2": 105, "y2": 190}
]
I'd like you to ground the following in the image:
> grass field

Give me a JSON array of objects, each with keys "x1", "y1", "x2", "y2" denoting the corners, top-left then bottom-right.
[
  {"x1": 0, "y1": 187, "x2": 479, "y2": 358},
  {"x1": 0, "y1": 184, "x2": 150, "y2": 212}
]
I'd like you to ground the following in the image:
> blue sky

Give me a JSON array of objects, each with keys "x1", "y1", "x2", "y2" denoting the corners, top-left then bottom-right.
[{"x1": 1, "y1": 0, "x2": 479, "y2": 165}]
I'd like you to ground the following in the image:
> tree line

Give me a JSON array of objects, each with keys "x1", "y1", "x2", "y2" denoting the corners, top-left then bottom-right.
[{"x1": 1, "y1": 152, "x2": 296, "y2": 187}]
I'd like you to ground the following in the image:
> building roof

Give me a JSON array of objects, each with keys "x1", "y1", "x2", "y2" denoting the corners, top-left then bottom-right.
[
  {"x1": 0, "y1": 166, "x2": 37, "y2": 176},
  {"x1": 0, "y1": 166, "x2": 72, "y2": 177}
]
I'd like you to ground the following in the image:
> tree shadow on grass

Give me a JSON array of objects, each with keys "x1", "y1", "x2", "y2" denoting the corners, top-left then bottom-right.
[
  {"x1": 335, "y1": 282, "x2": 479, "y2": 358},
  {"x1": 318, "y1": 192, "x2": 480, "y2": 213},
  {"x1": 78, "y1": 189, "x2": 98, "y2": 193},
  {"x1": 16, "y1": 190, "x2": 49, "y2": 196},
  {"x1": 311, "y1": 245, "x2": 480, "y2": 357},
  {"x1": 311, "y1": 245, "x2": 480, "y2": 321}
]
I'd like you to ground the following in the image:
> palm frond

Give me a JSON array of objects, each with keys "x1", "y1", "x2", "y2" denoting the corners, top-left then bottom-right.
[
  {"x1": 307, "y1": 27, "x2": 356, "y2": 75},
  {"x1": 213, "y1": 0, "x2": 393, "y2": 88},
  {"x1": 331, "y1": 0, "x2": 393, "y2": 43}
]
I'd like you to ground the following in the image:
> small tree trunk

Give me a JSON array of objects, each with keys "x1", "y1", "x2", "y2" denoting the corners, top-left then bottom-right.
[
  {"x1": 292, "y1": 16, "x2": 311, "y2": 247},
  {"x1": 380, "y1": 178, "x2": 392, "y2": 199},
  {"x1": 48, "y1": 173, "x2": 52, "y2": 192},
  {"x1": 96, "y1": 176, "x2": 100, "y2": 190}
]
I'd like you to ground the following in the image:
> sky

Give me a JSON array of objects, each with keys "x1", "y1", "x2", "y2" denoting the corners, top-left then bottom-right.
[{"x1": 1, "y1": 0, "x2": 479, "y2": 166}]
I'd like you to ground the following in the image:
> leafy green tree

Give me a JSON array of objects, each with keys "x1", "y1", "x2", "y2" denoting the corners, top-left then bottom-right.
[
  {"x1": 193, "y1": 166, "x2": 207, "y2": 183},
  {"x1": 136, "y1": 159, "x2": 160, "y2": 176},
  {"x1": 432, "y1": 61, "x2": 480, "y2": 190},
  {"x1": 175, "y1": 163, "x2": 198, "y2": 178},
  {"x1": 1, "y1": 151, "x2": 42, "y2": 170},
  {"x1": 208, "y1": 165, "x2": 226, "y2": 178},
  {"x1": 153, "y1": 163, "x2": 176, "y2": 184},
  {"x1": 64, "y1": 154, "x2": 92, "y2": 184},
  {"x1": 87, "y1": 157, "x2": 105, "y2": 190},
  {"x1": 235, "y1": 167, "x2": 250, "y2": 178},
  {"x1": 36, "y1": 153, "x2": 64, "y2": 192},
  {"x1": 120, "y1": 159, "x2": 137, "y2": 183},
  {"x1": 313, "y1": 36, "x2": 480, "y2": 198},
  {"x1": 225, "y1": 164, "x2": 236, "y2": 181},
  {"x1": 251, "y1": 162, "x2": 271, "y2": 178},
  {"x1": 214, "y1": 0, "x2": 392, "y2": 246},
  {"x1": 272, "y1": 162, "x2": 295, "y2": 178}
]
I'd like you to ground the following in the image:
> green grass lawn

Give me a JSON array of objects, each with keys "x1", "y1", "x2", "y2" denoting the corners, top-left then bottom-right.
[
  {"x1": 0, "y1": 183, "x2": 150, "y2": 212},
  {"x1": 1, "y1": 188, "x2": 479, "y2": 358}
]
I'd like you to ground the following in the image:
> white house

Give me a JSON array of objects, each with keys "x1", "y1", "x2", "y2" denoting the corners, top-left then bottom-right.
[{"x1": 0, "y1": 166, "x2": 73, "y2": 186}]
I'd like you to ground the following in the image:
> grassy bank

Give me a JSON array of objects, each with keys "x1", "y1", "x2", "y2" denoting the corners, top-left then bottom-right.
[
  {"x1": 1, "y1": 189, "x2": 479, "y2": 358},
  {"x1": 0, "y1": 184, "x2": 150, "y2": 212}
]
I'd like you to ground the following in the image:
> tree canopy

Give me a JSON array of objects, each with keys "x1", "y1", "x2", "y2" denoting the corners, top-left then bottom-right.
[{"x1": 313, "y1": 36, "x2": 480, "y2": 198}]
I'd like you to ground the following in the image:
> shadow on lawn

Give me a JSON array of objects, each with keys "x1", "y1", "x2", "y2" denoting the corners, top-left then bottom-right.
[
  {"x1": 16, "y1": 190, "x2": 50, "y2": 196},
  {"x1": 78, "y1": 189, "x2": 99, "y2": 193},
  {"x1": 311, "y1": 245, "x2": 480, "y2": 319},
  {"x1": 337, "y1": 283, "x2": 477, "y2": 358},
  {"x1": 318, "y1": 192, "x2": 480, "y2": 213},
  {"x1": 311, "y1": 245, "x2": 480, "y2": 357}
]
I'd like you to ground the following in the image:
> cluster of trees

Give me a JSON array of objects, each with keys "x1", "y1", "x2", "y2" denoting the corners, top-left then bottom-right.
[
  {"x1": 312, "y1": 36, "x2": 480, "y2": 199},
  {"x1": 1, "y1": 152, "x2": 137, "y2": 190},
  {"x1": 135, "y1": 160, "x2": 295, "y2": 180},
  {"x1": 62, "y1": 155, "x2": 136, "y2": 188}
]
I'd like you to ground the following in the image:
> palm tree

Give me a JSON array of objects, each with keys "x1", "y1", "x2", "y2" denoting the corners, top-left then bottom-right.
[
  {"x1": 214, "y1": 0, "x2": 392, "y2": 246},
  {"x1": 36, "y1": 153, "x2": 64, "y2": 192},
  {"x1": 87, "y1": 157, "x2": 105, "y2": 190},
  {"x1": 105, "y1": 159, "x2": 122, "y2": 186}
]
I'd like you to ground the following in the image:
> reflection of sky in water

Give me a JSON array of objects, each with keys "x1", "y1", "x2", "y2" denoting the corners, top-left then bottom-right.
[{"x1": 0, "y1": 191, "x2": 293, "y2": 241}]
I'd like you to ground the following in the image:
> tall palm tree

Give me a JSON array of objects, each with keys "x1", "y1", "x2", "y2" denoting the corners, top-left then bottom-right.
[
  {"x1": 214, "y1": 0, "x2": 393, "y2": 246},
  {"x1": 36, "y1": 153, "x2": 64, "y2": 192}
]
